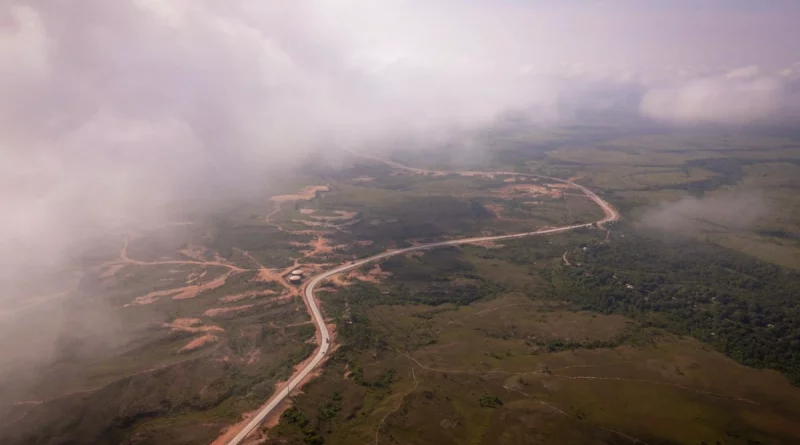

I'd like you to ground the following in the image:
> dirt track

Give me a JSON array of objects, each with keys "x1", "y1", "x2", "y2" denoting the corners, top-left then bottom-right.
[{"x1": 222, "y1": 151, "x2": 620, "y2": 445}]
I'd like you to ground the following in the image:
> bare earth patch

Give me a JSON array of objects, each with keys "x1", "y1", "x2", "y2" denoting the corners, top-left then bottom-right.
[
  {"x1": 246, "y1": 349, "x2": 261, "y2": 364},
  {"x1": 174, "y1": 270, "x2": 237, "y2": 300},
  {"x1": 241, "y1": 251, "x2": 306, "y2": 300},
  {"x1": 321, "y1": 264, "x2": 389, "y2": 288},
  {"x1": 221, "y1": 289, "x2": 276, "y2": 303},
  {"x1": 255, "y1": 267, "x2": 290, "y2": 288},
  {"x1": 163, "y1": 318, "x2": 224, "y2": 334},
  {"x1": 484, "y1": 203, "x2": 507, "y2": 220},
  {"x1": 308, "y1": 237, "x2": 334, "y2": 255},
  {"x1": 307, "y1": 210, "x2": 358, "y2": 221},
  {"x1": 204, "y1": 304, "x2": 256, "y2": 317},
  {"x1": 179, "y1": 333, "x2": 218, "y2": 353},
  {"x1": 292, "y1": 219, "x2": 328, "y2": 228},
  {"x1": 270, "y1": 185, "x2": 329, "y2": 203},
  {"x1": 179, "y1": 245, "x2": 211, "y2": 261},
  {"x1": 131, "y1": 288, "x2": 184, "y2": 305},
  {"x1": 186, "y1": 270, "x2": 207, "y2": 284},
  {"x1": 492, "y1": 184, "x2": 562, "y2": 199},
  {"x1": 354, "y1": 264, "x2": 389, "y2": 283},
  {"x1": 472, "y1": 240, "x2": 505, "y2": 249},
  {"x1": 100, "y1": 264, "x2": 125, "y2": 278}
]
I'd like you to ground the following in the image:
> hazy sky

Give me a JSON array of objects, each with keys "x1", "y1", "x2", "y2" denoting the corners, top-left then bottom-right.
[{"x1": 1, "y1": 0, "x2": 799, "y2": 272}]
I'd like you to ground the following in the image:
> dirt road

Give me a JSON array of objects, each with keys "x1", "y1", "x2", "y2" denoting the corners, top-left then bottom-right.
[
  {"x1": 118, "y1": 237, "x2": 246, "y2": 272},
  {"x1": 224, "y1": 153, "x2": 620, "y2": 445}
]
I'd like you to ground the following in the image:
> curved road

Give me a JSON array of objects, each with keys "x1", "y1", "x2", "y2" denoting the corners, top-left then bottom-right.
[{"x1": 226, "y1": 159, "x2": 619, "y2": 445}]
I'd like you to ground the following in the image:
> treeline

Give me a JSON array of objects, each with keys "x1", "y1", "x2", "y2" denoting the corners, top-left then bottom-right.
[
  {"x1": 540, "y1": 229, "x2": 800, "y2": 384},
  {"x1": 381, "y1": 247, "x2": 476, "y2": 282},
  {"x1": 332, "y1": 195, "x2": 492, "y2": 246}
]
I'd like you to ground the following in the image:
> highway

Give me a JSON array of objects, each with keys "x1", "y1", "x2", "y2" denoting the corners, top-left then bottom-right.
[{"x1": 225, "y1": 159, "x2": 619, "y2": 445}]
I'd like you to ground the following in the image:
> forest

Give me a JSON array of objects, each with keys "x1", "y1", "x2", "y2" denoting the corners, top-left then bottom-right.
[{"x1": 542, "y1": 227, "x2": 800, "y2": 384}]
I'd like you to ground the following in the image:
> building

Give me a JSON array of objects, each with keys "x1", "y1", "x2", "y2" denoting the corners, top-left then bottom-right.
[
  {"x1": 291, "y1": 269, "x2": 304, "y2": 276},
  {"x1": 288, "y1": 274, "x2": 302, "y2": 284}
]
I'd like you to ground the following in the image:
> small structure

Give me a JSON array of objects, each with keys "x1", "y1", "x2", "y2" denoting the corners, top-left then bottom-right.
[
  {"x1": 291, "y1": 269, "x2": 304, "y2": 277},
  {"x1": 288, "y1": 274, "x2": 302, "y2": 284}
]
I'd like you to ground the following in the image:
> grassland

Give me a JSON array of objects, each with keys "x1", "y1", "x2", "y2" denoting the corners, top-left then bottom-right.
[{"x1": 264, "y1": 244, "x2": 800, "y2": 445}]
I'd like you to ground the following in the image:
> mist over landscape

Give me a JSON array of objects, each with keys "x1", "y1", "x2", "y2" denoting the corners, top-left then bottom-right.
[
  {"x1": 3, "y1": 0, "x2": 799, "y2": 272},
  {"x1": 3, "y1": 2, "x2": 800, "y2": 445},
  {"x1": 639, "y1": 191, "x2": 769, "y2": 232}
]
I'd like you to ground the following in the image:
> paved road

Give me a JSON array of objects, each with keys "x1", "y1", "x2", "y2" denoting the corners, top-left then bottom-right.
[{"x1": 226, "y1": 159, "x2": 619, "y2": 445}]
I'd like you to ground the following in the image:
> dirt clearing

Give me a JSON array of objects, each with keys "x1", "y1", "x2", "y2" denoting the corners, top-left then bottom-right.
[
  {"x1": 492, "y1": 184, "x2": 563, "y2": 199},
  {"x1": 128, "y1": 270, "x2": 236, "y2": 305},
  {"x1": 204, "y1": 304, "x2": 256, "y2": 317},
  {"x1": 163, "y1": 318, "x2": 223, "y2": 334},
  {"x1": 221, "y1": 289, "x2": 276, "y2": 303},
  {"x1": 100, "y1": 264, "x2": 125, "y2": 278},
  {"x1": 179, "y1": 333, "x2": 218, "y2": 353},
  {"x1": 271, "y1": 185, "x2": 329, "y2": 202}
]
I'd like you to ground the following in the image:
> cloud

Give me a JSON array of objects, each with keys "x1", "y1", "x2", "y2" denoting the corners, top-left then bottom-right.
[
  {"x1": 726, "y1": 65, "x2": 761, "y2": 79},
  {"x1": 639, "y1": 192, "x2": 769, "y2": 233},
  {"x1": 2, "y1": 0, "x2": 800, "y2": 276},
  {"x1": 639, "y1": 66, "x2": 798, "y2": 125}
]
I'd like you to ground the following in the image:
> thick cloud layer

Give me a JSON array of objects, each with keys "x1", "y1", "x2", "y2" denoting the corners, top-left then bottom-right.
[
  {"x1": 641, "y1": 65, "x2": 800, "y2": 125},
  {"x1": 2, "y1": 0, "x2": 799, "y2": 275}
]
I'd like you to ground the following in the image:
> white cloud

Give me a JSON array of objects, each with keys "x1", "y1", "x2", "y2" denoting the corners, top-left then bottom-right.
[
  {"x1": 726, "y1": 65, "x2": 761, "y2": 79},
  {"x1": 2, "y1": 0, "x2": 800, "y2": 272},
  {"x1": 640, "y1": 74, "x2": 789, "y2": 125},
  {"x1": 0, "y1": 5, "x2": 49, "y2": 81}
]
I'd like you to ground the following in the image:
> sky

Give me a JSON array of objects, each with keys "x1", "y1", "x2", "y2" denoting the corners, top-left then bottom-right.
[{"x1": 1, "y1": 0, "x2": 799, "y2": 276}]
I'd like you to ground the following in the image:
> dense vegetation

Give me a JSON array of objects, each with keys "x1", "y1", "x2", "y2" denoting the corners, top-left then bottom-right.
[
  {"x1": 329, "y1": 195, "x2": 493, "y2": 246},
  {"x1": 539, "y1": 227, "x2": 800, "y2": 384}
]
